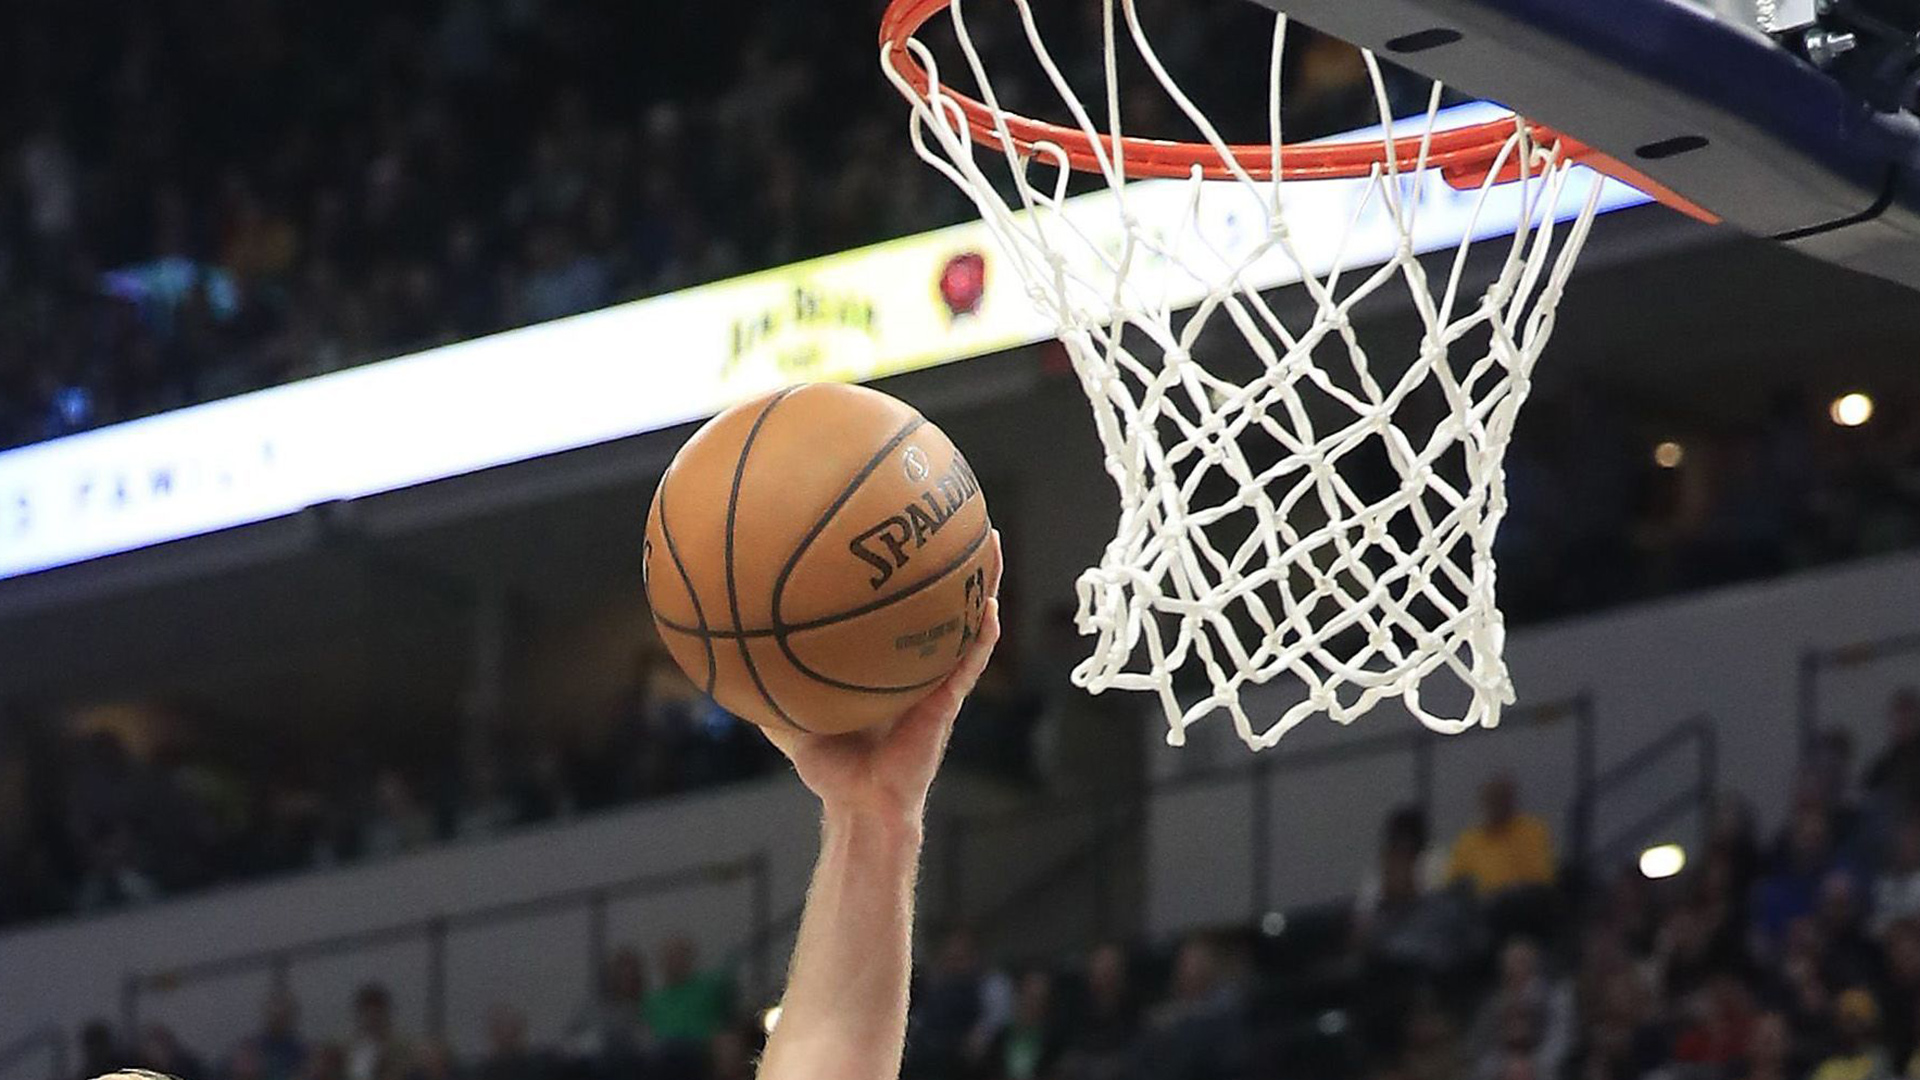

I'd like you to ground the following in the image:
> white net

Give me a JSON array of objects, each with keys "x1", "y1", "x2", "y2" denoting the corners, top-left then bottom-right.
[{"x1": 883, "y1": 0, "x2": 1608, "y2": 749}]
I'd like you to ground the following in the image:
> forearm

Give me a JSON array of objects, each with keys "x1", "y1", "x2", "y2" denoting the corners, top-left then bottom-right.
[{"x1": 758, "y1": 806, "x2": 923, "y2": 1080}]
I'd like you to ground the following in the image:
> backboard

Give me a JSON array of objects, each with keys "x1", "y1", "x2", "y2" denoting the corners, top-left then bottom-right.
[{"x1": 1253, "y1": 0, "x2": 1920, "y2": 289}]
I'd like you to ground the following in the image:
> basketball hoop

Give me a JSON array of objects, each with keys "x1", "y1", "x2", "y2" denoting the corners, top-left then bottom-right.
[{"x1": 879, "y1": 0, "x2": 1706, "y2": 749}]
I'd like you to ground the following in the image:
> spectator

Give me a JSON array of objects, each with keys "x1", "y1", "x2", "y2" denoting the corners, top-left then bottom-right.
[
  {"x1": 453, "y1": 757, "x2": 517, "y2": 840},
  {"x1": 1880, "y1": 922, "x2": 1920, "y2": 1069},
  {"x1": 644, "y1": 937, "x2": 734, "y2": 1056},
  {"x1": 993, "y1": 970, "x2": 1063, "y2": 1080},
  {"x1": 1356, "y1": 806, "x2": 1482, "y2": 977},
  {"x1": 78, "y1": 1020, "x2": 126, "y2": 1080},
  {"x1": 346, "y1": 983, "x2": 413, "y2": 1080},
  {"x1": 1134, "y1": 935, "x2": 1246, "y2": 1080},
  {"x1": 1469, "y1": 938, "x2": 1573, "y2": 1080},
  {"x1": 1874, "y1": 820, "x2": 1920, "y2": 937},
  {"x1": 137, "y1": 1025, "x2": 207, "y2": 1080},
  {"x1": 564, "y1": 946, "x2": 652, "y2": 1064},
  {"x1": 1055, "y1": 943, "x2": 1139, "y2": 1080},
  {"x1": 1355, "y1": 805, "x2": 1446, "y2": 922},
  {"x1": 1447, "y1": 774, "x2": 1555, "y2": 897},
  {"x1": 361, "y1": 773, "x2": 434, "y2": 859},
  {"x1": 234, "y1": 988, "x2": 310, "y2": 1080},
  {"x1": 1397, "y1": 995, "x2": 1465, "y2": 1080},
  {"x1": 301, "y1": 1045, "x2": 348, "y2": 1080},
  {"x1": 1449, "y1": 774, "x2": 1557, "y2": 939},
  {"x1": 1733, "y1": 1011, "x2": 1795, "y2": 1080},
  {"x1": 1657, "y1": 895, "x2": 1746, "y2": 1001},
  {"x1": 1811, "y1": 988, "x2": 1891, "y2": 1080},
  {"x1": 229, "y1": 1042, "x2": 270, "y2": 1080},
  {"x1": 521, "y1": 747, "x2": 579, "y2": 825},
  {"x1": 906, "y1": 927, "x2": 1014, "y2": 1080},
  {"x1": 1780, "y1": 917, "x2": 1840, "y2": 1053},
  {"x1": 403, "y1": 1040, "x2": 459, "y2": 1080},
  {"x1": 1709, "y1": 794, "x2": 1765, "y2": 905},
  {"x1": 1672, "y1": 972, "x2": 1761, "y2": 1071},
  {"x1": 1815, "y1": 728, "x2": 1865, "y2": 820},
  {"x1": 1870, "y1": 690, "x2": 1920, "y2": 817},
  {"x1": 1755, "y1": 808, "x2": 1854, "y2": 955},
  {"x1": 707, "y1": 1026, "x2": 755, "y2": 1080},
  {"x1": 1820, "y1": 872, "x2": 1881, "y2": 987},
  {"x1": 475, "y1": 1006, "x2": 547, "y2": 1080},
  {"x1": 75, "y1": 824, "x2": 161, "y2": 911}
]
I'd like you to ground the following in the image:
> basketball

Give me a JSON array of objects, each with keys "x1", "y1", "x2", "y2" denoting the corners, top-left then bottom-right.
[{"x1": 643, "y1": 383, "x2": 994, "y2": 736}]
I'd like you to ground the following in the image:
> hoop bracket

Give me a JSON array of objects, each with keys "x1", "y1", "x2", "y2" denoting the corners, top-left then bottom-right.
[{"x1": 880, "y1": 0, "x2": 1716, "y2": 222}]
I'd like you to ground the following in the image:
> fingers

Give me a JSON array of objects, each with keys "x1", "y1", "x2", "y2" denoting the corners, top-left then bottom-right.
[
  {"x1": 759, "y1": 723, "x2": 803, "y2": 760},
  {"x1": 887, "y1": 595, "x2": 999, "y2": 759},
  {"x1": 986, "y1": 528, "x2": 1005, "y2": 602},
  {"x1": 937, "y1": 593, "x2": 1002, "y2": 709}
]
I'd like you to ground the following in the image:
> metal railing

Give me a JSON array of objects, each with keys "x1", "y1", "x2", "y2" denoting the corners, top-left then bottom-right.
[
  {"x1": 0, "y1": 1026, "x2": 65, "y2": 1080},
  {"x1": 1798, "y1": 628, "x2": 1920, "y2": 749},
  {"x1": 939, "y1": 693, "x2": 1596, "y2": 939},
  {"x1": 119, "y1": 852, "x2": 772, "y2": 1040},
  {"x1": 1577, "y1": 714, "x2": 1719, "y2": 871}
]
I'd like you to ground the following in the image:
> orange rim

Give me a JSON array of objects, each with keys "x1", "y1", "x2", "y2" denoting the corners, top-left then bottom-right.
[{"x1": 880, "y1": 0, "x2": 1717, "y2": 223}]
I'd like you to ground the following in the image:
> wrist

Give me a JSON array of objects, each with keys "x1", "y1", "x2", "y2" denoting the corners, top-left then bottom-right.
[{"x1": 821, "y1": 800, "x2": 925, "y2": 850}]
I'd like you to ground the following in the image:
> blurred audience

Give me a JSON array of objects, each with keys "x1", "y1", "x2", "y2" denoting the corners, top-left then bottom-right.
[
  {"x1": 346, "y1": 984, "x2": 412, "y2": 1080},
  {"x1": 644, "y1": 937, "x2": 735, "y2": 1074},
  {"x1": 906, "y1": 926, "x2": 1014, "y2": 1080},
  {"x1": 1448, "y1": 775, "x2": 1556, "y2": 900},
  {"x1": 48, "y1": 703, "x2": 1920, "y2": 1080},
  {"x1": 237, "y1": 989, "x2": 311, "y2": 1080}
]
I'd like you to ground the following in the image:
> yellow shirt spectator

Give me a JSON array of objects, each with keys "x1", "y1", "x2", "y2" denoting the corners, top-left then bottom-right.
[
  {"x1": 1447, "y1": 814, "x2": 1555, "y2": 894},
  {"x1": 1447, "y1": 775, "x2": 1555, "y2": 895}
]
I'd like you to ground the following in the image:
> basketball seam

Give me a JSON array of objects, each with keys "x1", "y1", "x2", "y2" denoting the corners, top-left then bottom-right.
[
  {"x1": 768, "y1": 413, "x2": 926, "y2": 629},
  {"x1": 653, "y1": 501, "x2": 988, "y2": 640},
  {"x1": 652, "y1": 477, "x2": 717, "y2": 697},
  {"x1": 654, "y1": 514, "x2": 989, "y2": 692},
  {"x1": 776, "y1": 517, "x2": 991, "y2": 694},
  {"x1": 725, "y1": 387, "x2": 811, "y2": 733}
]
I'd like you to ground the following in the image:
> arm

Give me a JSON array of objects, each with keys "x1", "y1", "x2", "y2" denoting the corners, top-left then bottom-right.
[{"x1": 756, "y1": 533, "x2": 1003, "y2": 1080}]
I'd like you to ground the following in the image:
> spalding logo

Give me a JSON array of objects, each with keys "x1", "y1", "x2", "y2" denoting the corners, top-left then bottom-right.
[{"x1": 850, "y1": 453, "x2": 981, "y2": 590}]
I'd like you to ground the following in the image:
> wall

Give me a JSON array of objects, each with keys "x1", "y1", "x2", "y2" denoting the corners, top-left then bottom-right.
[
  {"x1": 0, "y1": 779, "x2": 820, "y2": 1063},
  {"x1": 1143, "y1": 550, "x2": 1920, "y2": 934}
]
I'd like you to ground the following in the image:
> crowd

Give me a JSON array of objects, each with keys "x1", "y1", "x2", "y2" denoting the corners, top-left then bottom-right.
[
  {"x1": 57, "y1": 685, "x2": 1920, "y2": 1080},
  {"x1": 0, "y1": 0, "x2": 1430, "y2": 453},
  {"x1": 0, "y1": 631, "x2": 1046, "y2": 929},
  {"x1": 0, "y1": 650, "x2": 784, "y2": 927},
  {"x1": 1495, "y1": 384, "x2": 1920, "y2": 623},
  {"x1": 0, "y1": 0, "x2": 948, "y2": 449},
  {"x1": 72, "y1": 936, "x2": 748, "y2": 1080}
]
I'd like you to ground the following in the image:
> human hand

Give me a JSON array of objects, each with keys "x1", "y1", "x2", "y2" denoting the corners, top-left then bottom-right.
[{"x1": 761, "y1": 530, "x2": 1003, "y2": 825}]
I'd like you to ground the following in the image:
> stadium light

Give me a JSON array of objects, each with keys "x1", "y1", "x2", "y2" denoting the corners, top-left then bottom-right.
[
  {"x1": 1639, "y1": 842, "x2": 1686, "y2": 879},
  {"x1": 1830, "y1": 392, "x2": 1875, "y2": 427},
  {"x1": 1653, "y1": 441, "x2": 1685, "y2": 469}
]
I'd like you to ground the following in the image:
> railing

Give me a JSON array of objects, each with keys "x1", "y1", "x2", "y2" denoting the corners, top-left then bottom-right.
[
  {"x1": 0, "y1": 1026, "x2": 65, "y2": 1080},
  {"x1": 1577, "y1": 714, "x2": 1719, "y2": 871},
  {"x1": 939, "y1": 693, "x2": 1596, "y2": 942},
  {"x1": 1798, "y1": 628, "x2": 1920, "y2": 750},
  {"x1": 119, "y1": 852, "x2": 771, "y2": 1039}
]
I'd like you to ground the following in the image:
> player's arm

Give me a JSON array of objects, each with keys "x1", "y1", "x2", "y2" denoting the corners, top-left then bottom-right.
[{"x1": 756, "y1": 533, "x2": 1002, "y2": 1080}]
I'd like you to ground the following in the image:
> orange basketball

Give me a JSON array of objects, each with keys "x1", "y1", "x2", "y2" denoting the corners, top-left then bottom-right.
[{"x1": 643, "y1": 383, "x2": 993, "y2": 736}]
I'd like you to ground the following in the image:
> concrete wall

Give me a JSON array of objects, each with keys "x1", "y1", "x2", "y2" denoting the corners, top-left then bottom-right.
[
  {"x1": 1144, "y1": 551, "x2": 1920, "y2": 934},
  {"x1": 0, "y1": 779, "x2": 821, "y2": 1064}
]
